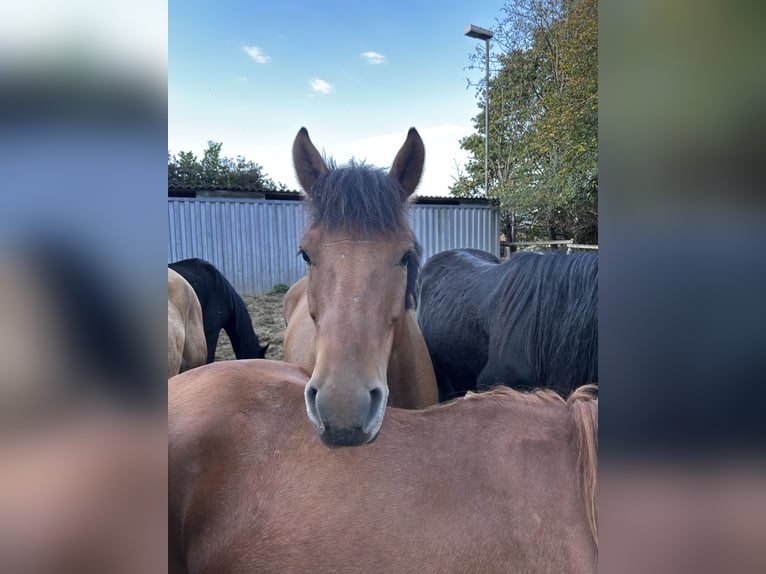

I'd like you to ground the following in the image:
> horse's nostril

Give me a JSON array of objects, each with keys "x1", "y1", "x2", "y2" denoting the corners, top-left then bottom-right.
[
  {"x1": 365, "y1": 387, "x2": 385, "y2": 433},
  {"x1": 305, "y1": 385, "x2": 323, "y2": 430}
]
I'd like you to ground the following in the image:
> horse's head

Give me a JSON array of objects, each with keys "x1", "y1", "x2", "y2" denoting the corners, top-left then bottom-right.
[{"x1": 292, "y1": 127, "x2": 424, "y2": 447}]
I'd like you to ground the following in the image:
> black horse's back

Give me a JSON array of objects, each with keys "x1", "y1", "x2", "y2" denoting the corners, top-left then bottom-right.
[
  {"x1": 168, "y1": 258, "x2": 267, "y2": 362},
  {"x1": 418, "y1": 248, "x2": 597, "y2": 400},
  {"x1": 417, "y1": 249, "x2": 501, "y2": 400}
]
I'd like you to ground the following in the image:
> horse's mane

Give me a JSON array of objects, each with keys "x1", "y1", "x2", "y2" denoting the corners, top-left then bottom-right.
[
  {"x1": 463, "y1": 382, "x2": 597, "y2": 406},
  {"x1": 464, "y1": 384, "x2": 598, "y2": 546},
  {"x1": 416, "y1": 249, "x2": 499, "y2": 345},
  {"x1": 305, "y1": 162, "x2": 421, "y2": 310},
  {"x1": 568, "y1": 384, "x2": 598, "y2": 547},
  {"x1": 496, "y1": 251, "x2": 598, "y2": 391}
]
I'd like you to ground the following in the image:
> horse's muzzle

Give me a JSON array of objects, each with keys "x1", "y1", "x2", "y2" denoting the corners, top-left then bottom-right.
[{"x1": 304, "y1": 380, "x2": 387, "y2": 448}]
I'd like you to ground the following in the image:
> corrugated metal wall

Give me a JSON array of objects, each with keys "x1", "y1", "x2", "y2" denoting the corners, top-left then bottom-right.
[
  {"x1": 409, "y1": 204, "x2": 499, "y2": 263},
  {"x1": 168, "y1": 198, "x2": 499, "y2": 295}
]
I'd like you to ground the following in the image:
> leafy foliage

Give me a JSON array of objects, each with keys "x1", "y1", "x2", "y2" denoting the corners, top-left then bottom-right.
[
  {"x1": 453, "y1": 0, "x2": 597, "y2": 244},
  {"x1": 269, "y1": 283, "x2": 290, "y2": 295},
  {"x1": 168, "y1": 141, "x2": 289, "y2": 192}
]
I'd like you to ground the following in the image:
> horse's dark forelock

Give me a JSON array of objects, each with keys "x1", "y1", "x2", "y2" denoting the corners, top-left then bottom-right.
[
  {"x1": 306, "y1": 163, "x2": 410, "y2": 235},
  {"x1": 496, "y1": 251, "x2": 598, "y2": 389},
  {"x1": 305, "y1": 162, "x2": 420, "y2": 310}
]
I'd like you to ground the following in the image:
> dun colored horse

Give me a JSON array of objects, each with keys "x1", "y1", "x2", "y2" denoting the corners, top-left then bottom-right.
[
  {"x1": 167, "y1": 268, "x2": 206, "y2": 378},
  {"x1": 283, "y1": 127, "x2": 438, "y2": 447},
  {"x1": 417, "y1": 249, "x2": 598, "y2": 401},
  {"x1": 168, "y1": 360, "x2": 598, "y2": 574},
  {"x1": 169, "y1": 258, "x2": 268, "y2": 362}
]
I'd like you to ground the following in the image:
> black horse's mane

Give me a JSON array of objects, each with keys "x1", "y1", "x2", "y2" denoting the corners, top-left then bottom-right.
[
  {"x1": 418, "y1": 248, "x2": 597, "y2": 398},
  {"x1": 305, "y1": 162, "x2": 421, "y2": 310},
  {"x1": 496, "y1": 251, "x2": 598, "y2": 389}
]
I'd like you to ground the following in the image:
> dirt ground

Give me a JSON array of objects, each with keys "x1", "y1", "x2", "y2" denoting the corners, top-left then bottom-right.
[{"x1": 214, "y1": 293, "x2": 287, "y2": 362}]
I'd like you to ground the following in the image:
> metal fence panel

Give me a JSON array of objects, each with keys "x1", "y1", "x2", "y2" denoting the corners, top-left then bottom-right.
[
  {"x1": 168, "y1": 198, "x2": 499, "y2": 295},
  {"x1": 407, "y1": 204, "x2": 499, "y2": 263}
]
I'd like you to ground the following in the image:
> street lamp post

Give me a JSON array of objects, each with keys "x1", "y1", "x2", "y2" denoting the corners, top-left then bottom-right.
[{"x1": 464, "y1": 24, "x2": 493, "y2": 195}]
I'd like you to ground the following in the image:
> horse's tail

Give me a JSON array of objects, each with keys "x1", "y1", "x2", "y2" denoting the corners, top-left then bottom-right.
[{"x1": 568, "y1": 384, "x2": 598, "y2": 547}]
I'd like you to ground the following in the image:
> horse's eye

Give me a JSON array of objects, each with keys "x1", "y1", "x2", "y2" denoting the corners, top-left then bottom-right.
[
  {"x1": 299, "y1": 250, "x2": 311, "y2": 264},
  {"x1": 399, "y1": 252, "x2": 411, "y2": 267}
]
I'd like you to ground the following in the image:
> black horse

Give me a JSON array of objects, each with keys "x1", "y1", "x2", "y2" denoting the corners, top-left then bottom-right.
[
  {"x1": 417, "y1": 249, "x2": 597, "y2": 401},
  {"x1": 168, "y1": 258, "x2": 268, "y2": 363}
]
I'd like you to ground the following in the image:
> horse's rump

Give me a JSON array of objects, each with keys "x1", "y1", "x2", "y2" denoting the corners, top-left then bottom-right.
[{"x1": 167, "y1": 268, "x2": 206, "y2": 378}]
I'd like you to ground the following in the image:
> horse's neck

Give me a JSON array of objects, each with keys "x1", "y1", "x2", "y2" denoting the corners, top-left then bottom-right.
[
  {"x1": 282, "y1": 289, "x2": 316, "y2": 371},
  {"x1": 222, "y1": 288, "x2": 260, "y2": 358},
  {"x1": 226, "y1": 313, "x2": 258, "y2": 354},
  {"x1": 386, "y1": 312, "x2": 439, "y2": 409}
]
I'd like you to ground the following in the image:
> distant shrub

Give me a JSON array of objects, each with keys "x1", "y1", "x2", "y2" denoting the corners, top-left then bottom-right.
[{"x1": 270, "y1": 283, "x2": 290, "y2": 295}]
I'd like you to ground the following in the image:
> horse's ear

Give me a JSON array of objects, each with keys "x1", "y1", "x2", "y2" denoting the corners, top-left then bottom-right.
[
  {"x1": 389, "y1": 127, "x2": 425, "y2": 198},
  {"x1": 293, "y1": 127, "x2": 328, "y2": 195}
]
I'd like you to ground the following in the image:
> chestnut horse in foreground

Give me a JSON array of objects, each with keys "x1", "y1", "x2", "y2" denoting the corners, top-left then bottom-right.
[
  {"x1": 284, "y1": 127, "x2": 438, "y2": 447},
  {"x1": 168, "y1": 360, "x2": 597, "y2": 574}
]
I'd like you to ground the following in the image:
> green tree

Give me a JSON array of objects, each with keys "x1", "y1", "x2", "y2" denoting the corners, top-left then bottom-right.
[
  {"x1": 453, "y1": 0, "x2": 597, "y2": 244},
  {"x1": 168, "y1": 141, "x2": 289, "y2": 192}
]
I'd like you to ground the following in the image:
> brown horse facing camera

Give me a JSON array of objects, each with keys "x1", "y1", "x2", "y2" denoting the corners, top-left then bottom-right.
[
  {"x1": 283, "y1": 127, "x2": 438, "y2": 448},
  {"x1": 168, "y1": 360, "x2": 598, "y2": 574}
]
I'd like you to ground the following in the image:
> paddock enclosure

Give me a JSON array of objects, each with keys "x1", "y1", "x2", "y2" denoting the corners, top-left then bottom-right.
[
  {"x1": 168, "y1": 196, "x2": 499, "y2": 295},
  {"x1": 168, "y1": 151, "x2": 597, "y2": 573}
]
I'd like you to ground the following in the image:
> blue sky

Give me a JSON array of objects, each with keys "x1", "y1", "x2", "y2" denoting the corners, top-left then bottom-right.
[{"x1": 169, "y1": 0, "x2": 505, "y2": 196}]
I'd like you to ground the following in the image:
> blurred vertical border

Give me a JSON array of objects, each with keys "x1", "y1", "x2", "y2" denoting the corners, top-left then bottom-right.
[
  {"x1": 0, "y1": 0, "x2": 167, "y2": 392},
  {"x1": 600, "y1": 0, "x2": 766, "y2": 572},
  {"x1": 0, "y1": 1, "x2": 168, "y2": 572}
]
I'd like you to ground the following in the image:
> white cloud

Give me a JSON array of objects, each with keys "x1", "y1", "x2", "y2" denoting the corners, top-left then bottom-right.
[
  {"x1": 243, "y1": 45, "x2": 270, "y2": 64},
  {"x1": 309, "y1": 78, "x2": 334, "y2": 94},
  {"x1": 361, "y1": 51, "x2": 386, "y2": 65}
]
